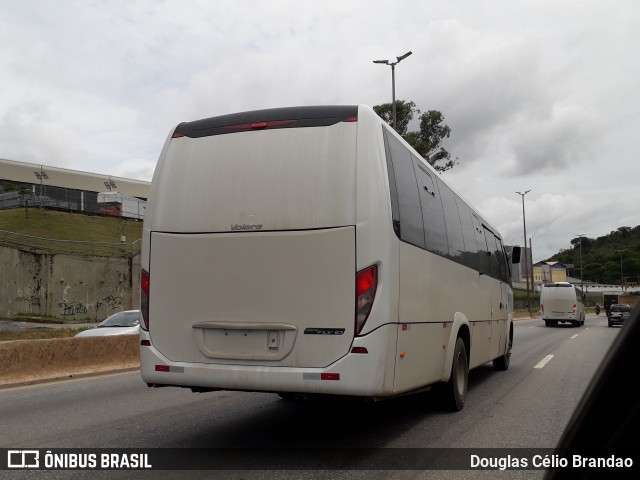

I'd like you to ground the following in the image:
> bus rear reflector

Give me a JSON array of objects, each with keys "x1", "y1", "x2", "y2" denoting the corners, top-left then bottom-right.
[
  {"x1": 355, "y1": 265, "x2": 378, "y2": 335},
  {"x1": 351, "y1": 347, "x2": 368, "y2": 354},
  {"x1": 155, "y1": 365, "x2": 170, "y2": 372},
  {"x1": 321, "y1": 373, "x2": 340, "y2": 381}
]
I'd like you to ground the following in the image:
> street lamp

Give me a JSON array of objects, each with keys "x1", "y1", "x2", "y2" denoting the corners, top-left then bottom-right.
[
  {"x1": 33, "y1": 166, "x2": 49, "y2": 207},
  {"x1": 615, "y1": 249, "x2": 625, "y2": 291},
  {"x1": 576, "y1": 234, "x2": 586, "y2": 297},
  {"x1": 516, "y1": 190, "x2": 531, "y2": 316},
  {"x1": 104, "y1": 176, "x2": 117, "y2": 192},
  {"x1": 373, "y1": 51, "x2": 412, "y2": 132}
]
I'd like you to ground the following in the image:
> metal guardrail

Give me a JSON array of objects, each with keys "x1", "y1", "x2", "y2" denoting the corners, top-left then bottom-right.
[{"x1": 0, "y1": 230, "x2": 141, "y2": 257}]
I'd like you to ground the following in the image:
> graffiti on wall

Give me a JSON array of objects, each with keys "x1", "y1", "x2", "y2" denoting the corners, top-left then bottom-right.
[
  {"x1": 58, "y1": 301, "x2": 88, "y2": 317},
  {"x1": 96, "y1": 295, "x2": 123, "y2": 311},
  {"x1": 14, "y1": 285, "x2": 44, "y2": 308},
  {"x1": 14, "y1": 295, "x2": 41, "y2": 307}
]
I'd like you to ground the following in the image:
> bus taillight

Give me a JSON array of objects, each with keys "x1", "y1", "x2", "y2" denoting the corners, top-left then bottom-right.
[
  {"x1": 141, "y1": 269, "x2": 150, "y2": 330},
  {"x1": 355, "y1": 265, "x2": 377, "y2": 336}
]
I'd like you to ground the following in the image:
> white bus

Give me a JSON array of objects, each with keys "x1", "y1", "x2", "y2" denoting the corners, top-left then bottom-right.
[
  {"x1": 139, "y1": 105, "x2": 520, "y2": 411},
  {"x1": 540, "y1": 281, "x2": 585, "y2": 327}
]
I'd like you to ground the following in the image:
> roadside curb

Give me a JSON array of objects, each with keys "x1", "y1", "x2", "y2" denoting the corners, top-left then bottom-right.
[{"x1": 0, "y1": 367, "x2": 140, "y2": 390}]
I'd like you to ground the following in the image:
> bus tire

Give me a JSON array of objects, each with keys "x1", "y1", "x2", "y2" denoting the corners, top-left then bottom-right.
[
  {"x1": 438, "y1": 337, "x2": 468, "y2": 412},
  {"x1": 493, "y1": 334, "x2": 511, "y2": 371}
]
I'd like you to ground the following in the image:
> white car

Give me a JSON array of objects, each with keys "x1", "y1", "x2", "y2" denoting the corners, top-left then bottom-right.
[{"x1": 75, "y1": 310, "x2": 140, "y2": 337}]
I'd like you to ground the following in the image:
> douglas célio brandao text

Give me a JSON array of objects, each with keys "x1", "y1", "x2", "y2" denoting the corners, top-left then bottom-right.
[{"x1": 470, "y1": 454, "x2": 633, "y2": 470}]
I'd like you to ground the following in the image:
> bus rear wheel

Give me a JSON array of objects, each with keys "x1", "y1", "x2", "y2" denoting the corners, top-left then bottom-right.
[
  {"x1": 437, "y1": 337, "x2": 468, "y2": 412},
  {"x1": 493, "y1": 334, "x2": 512, "y2": 371}
]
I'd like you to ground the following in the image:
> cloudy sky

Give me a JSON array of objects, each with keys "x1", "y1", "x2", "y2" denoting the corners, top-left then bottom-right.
[{"x1": 1, "y1": 0, "x2": 638, "y2": 261}]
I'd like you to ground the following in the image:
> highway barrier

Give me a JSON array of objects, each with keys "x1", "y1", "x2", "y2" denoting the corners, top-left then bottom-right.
[{"x1": 0, "y1": 335, "x2": 139, "y2": 387}]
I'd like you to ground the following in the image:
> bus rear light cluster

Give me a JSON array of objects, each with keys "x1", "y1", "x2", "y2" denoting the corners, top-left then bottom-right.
[
  {"x1": 140, "y1": 269, "x2": 150, "y2": 330},
  {"x1": 355, "y1": 265, "x2": 378, "y2": 336}
]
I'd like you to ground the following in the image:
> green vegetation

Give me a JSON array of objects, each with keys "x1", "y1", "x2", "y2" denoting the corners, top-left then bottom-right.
[
  {"x1": 373, "y1": 100, "x2": 458, "y2": 172},
  {"x1": 549, "y1": 226, "x2": 640, "y2": 285},
  {"x1": 0, "y1": 208, "x2": 142, "y2": 243},
  {"x1": 0, "y1": 328, "x2": 90, "y2": 341},
  {"x1": 513, "y1": 289, "x2": 540, "y2": 302}
]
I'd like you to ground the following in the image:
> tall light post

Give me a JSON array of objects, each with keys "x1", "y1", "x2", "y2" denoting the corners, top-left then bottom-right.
[
  {"x1": 373, "y1": 51, "x2": 412, "y2": 132},
  {"x1": 615, "y1": 249, "x2": 625, "y2": 292},
  {"x1": 576, "y1": 234, "x2": 586, "y2": 297},
  {"x1": 33, "y1": 166, "x2": 49, "y2": 208},
  {"x1": 516, "y1": 190, "x2": 531, "y2": 316}
]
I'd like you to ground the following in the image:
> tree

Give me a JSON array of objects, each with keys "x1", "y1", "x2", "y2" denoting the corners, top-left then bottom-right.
[
  {"x1": 18, "y1": 186, "x2": 32, "y2": 219},
  {"x1": 372, "y1": 100, "x2": 419, "y2": 136},
  {"x1": 373, "y1": 100, "x2": 458, "y2": 173},
  {"x1": 548, "y1": 225, "x2": 640, "y2": 285}
]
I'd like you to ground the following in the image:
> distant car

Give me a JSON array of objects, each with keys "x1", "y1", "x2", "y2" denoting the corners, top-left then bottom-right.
[
  {"x1": 75, "y1": 310, "x2": 140, "y2": 337},
  {"x1": 608, "y1": 304, "x2": 631, "y2": 327}
]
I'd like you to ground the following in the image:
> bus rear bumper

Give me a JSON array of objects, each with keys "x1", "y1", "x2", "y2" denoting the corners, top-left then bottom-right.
[{"x1": 139, "y1": 326, "x2": 396, "y2": 397}]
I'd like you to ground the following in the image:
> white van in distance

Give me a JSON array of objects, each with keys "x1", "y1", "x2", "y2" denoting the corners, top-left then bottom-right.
[
  {"x1": 540, "y1": 281, "x2": 585, "y2": 327},
  {"x1": 139, "y1": 105, "x2": 520, "y2": 411}
]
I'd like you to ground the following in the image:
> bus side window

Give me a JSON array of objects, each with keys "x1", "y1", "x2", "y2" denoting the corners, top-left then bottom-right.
[
  {"x1": 414, "y1": 162, "x2": 447, "y2": 256},
  {"x1": 472, "y1": 214, "x2": 491, "y2": 276},
  {"x1": 382, "y1": 128, "x2": 425, "y2": 249},
  {"x1": 382, "y1": 126, "x2": 400, "y2": 237},
  {"x1": 494, "y1": 235, "x2": 509, "y2": 284},
  {"x1": 482, "y1": 227, "x2": 501, "y2": 280},
  {"x1": 457, "y1": 200, "x2": 479, "y2": 272},
  {"x1": 437, "y1": 178, "x2": 466, "y2": 263}
]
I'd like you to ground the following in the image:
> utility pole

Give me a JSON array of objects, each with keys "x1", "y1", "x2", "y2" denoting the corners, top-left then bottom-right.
[
  {"x1": 516, "y1": 190, "x2": 531, "y2": 316},
  {"x1": 576, "y1": 234, "x2": 586, "y2": 298},
  {"x1": 615, "y1": 249, "x2": 625, "y2": 292}
]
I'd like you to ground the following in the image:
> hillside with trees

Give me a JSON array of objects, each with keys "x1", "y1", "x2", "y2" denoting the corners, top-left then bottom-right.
[{"x1": 548, "y1": 226, "x2": 640, "y2": 286}]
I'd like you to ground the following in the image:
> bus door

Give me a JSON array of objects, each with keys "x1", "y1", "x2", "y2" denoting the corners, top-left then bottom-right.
[
  {"x1": 484, "y1": 228, "x2": 509, "y2": 359},
  {"x1": 470, "y1": 214, "x2": 494, "y2": 366}
]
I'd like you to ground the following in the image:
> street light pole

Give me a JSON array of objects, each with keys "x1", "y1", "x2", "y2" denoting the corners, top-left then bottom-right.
[
  {"x1": 576, "y1": 234, "x2": 585, "y2": 297},
  {"x1": 615, "y1": 249, "x2": 625, "y2": 292},
  {"x1": 33, "y1": 166, "x2": 49, "y2": 209},
  {"x1": 516, "y1": 190, "x2": 531, "y2": 316},
  {"x1": 373, "y1": 51, "x2": 412, "y2": 132}
]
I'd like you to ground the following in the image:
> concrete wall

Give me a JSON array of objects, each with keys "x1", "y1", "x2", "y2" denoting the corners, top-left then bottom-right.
[
  {"x1": 0, "y1": 335, "x2": 139, "y2": 386},
  {"x1": 0, "y1": 245, "x2": 140, "y2": 321}
]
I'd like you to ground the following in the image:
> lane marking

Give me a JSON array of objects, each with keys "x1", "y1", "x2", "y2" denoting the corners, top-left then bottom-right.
[
  {"x1": 534, "y1": 354, "x2": 554, "y2": 369},
  {"x1": 570, "y1": 334, "x2": 578, "y2": 339}
]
